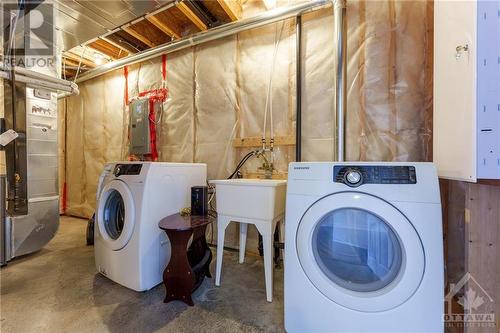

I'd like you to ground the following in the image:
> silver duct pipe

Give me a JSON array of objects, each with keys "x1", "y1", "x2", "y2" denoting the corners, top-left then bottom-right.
[
  {"x1": 295, "y1": 15, "x2": 302, "y2": 162},
  {"x1": 334, "y1": 0, "x2": 347, "y2": 162},
  {"x1": 76, "y1": 0, "x2": 332, "y2": 83}
]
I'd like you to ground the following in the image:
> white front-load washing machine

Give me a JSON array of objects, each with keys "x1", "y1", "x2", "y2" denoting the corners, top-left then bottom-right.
[
  {"x1": 94, "y1": 162, "x2": 207, "y2": 291},
  {"x1": 285, "y1": 162, "x2": 444, "y2": 333}
]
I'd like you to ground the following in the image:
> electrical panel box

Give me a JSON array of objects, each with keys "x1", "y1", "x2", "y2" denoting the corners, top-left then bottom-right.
[{"x1": 129, "y1": 99, "x2": 151, "y2": 155}]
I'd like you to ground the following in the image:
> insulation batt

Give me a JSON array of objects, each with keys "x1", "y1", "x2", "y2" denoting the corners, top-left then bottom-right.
[{"x1": 62, "y1": 0, "x2": 433, "y2": 251}]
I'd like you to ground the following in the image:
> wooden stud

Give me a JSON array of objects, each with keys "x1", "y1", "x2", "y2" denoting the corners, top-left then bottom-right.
[
  {"x1": 424, "y1": 0, "x2": 434, "y2": 161},
  {"x1": 123, "y1": 26, "x2": 156, "y2": 48},
  {"x1": 146, "y1": 15, "x2": 181, "y2": 39},
  {"x1": 176, "y1": 1, "x2": 208, "y2": 31},
  {"x1": 215, "y1": 0, "x2": 242, "y2": 21},
  {"x1": 232, "y1": 136, "x2": 296, "y2": 148},
  {"x1": 241, "y1": 172, "x2": 288, "y2": 180}
]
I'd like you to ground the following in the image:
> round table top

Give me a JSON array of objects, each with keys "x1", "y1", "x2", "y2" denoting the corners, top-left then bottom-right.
[{"x1": 159, "y1": 213, "x2": 214, "y2": 231}]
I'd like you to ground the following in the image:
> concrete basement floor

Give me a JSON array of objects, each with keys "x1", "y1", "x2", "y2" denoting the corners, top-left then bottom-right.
[{"x1": 1, "y1": 216, "x2": 285, "y2": 333}]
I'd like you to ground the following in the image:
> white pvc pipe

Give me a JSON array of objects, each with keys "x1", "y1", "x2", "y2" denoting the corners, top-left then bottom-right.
[
  {"x1": 0, "y1": 62, "x2": 76, "y2": 88},
  {"x1": 0, "y1": 70, "x2": 79, "y2": 94},
  {"x1": 0, "y1": 62, "x2": 79, "y2": 96}
]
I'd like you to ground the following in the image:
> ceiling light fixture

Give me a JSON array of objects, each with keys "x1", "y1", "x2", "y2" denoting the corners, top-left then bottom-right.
[
  {"x1": 263, "y1": 0, "x2": 277, "y2": 9},
  {"x1": 93, "y1": 52, "x2": 106, "y2": 65}
]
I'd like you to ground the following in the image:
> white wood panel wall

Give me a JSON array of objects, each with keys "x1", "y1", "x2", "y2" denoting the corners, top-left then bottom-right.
[{"x1": 434, "y1": 0, "x2": 477, "y2": 182}]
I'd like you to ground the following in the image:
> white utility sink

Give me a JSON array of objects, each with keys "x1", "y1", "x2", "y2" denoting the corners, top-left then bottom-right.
[
  {"x1": 210, "y1": 179, "x2": 287, "y2": 221},
  {"x1": 211, "y1": 178, "x2": 287, "y2": 302}
]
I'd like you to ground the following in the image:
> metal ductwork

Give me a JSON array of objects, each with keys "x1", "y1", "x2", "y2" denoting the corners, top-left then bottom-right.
[
  {"x1": 2, "y1": 80, "x2": 61, "y2": 265},
  {"x1": 1, "y1": 3, "x2": 71, "y2": 264}
]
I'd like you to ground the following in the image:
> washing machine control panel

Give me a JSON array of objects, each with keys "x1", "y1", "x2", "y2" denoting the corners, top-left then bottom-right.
[
  {"x1": 114, "y1": 164, "x2": 142, "y2": 177},
  {"x1": 334, "y1": 165, "x2": 417, "y2": 186}
]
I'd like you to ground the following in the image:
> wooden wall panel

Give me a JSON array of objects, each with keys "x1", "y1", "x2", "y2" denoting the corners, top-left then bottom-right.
[
  {"x1": 444, "y1": 179, "x2": 500, "y2": 333},
  {"x1": 465, "y1": 183, "x2": 500, "y2": 333},
  {"x1": 442, "y1": 179, "x2": 466, "y2": 333}
]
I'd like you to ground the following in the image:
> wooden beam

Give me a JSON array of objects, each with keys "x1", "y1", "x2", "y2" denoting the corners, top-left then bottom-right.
[
  {"x1": 241, "y1": 172, "x2": 288, "y2": 180},
  {"x1": 87, "y1": 45, "x2": 118, "y2": 61},
  {"x1": 215, "y1": 0, "x2": 241, "y2": 21},
  {"x1": 87, "y1": 39, "x2": 130, "y2": 60},
  {"x1": 104, "y1": 34, "x2": 141, "y2": 54},
  {"x1": 94, "y1": 38, "x2": 129, "y2": 58},
  {"x1": 62, "y1": 57, "x2": 81, "y2": 68},
  {"x1": 100, "y1": 36, "x2": 134, "y2": 55},
  {"x1": 123, "y1": 26, "x2": 156, "y2": 48},
  {"x1": 63, "y1": 68, "x2": 77, "y2": 78},
  {"x1": 176, "y1": 1, "x2": 207, "y2": 31},
  {"x1": 63, "y1": 52, "x2": 96, "y2": 68},
  {"x1": 146, "y1": 15, "x2": 180, "y2": 39}
]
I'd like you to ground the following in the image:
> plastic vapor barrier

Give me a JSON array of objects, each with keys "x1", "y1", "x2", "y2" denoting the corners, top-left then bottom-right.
[{"x1": 61, "y1": 1, "x2": 433, "y2": 250}]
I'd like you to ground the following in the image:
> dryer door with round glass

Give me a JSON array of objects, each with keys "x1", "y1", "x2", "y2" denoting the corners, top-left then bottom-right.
[
  {"x1": 296, "y1": 192, "x2": 425, "y2": 312},
  {"x1": 97, "y1": 179, "x2": 136, "y2": 251}
]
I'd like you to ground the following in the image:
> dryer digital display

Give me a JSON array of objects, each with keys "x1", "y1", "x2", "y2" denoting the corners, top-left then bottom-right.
[{"x1": 334, "y1": 165, "x2": 417, "y2": 186}]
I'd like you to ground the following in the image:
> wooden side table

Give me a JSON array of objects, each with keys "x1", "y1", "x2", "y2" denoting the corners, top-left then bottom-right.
[{"x1": 159, "y1": 213, "x2": 213, "y2": 306}]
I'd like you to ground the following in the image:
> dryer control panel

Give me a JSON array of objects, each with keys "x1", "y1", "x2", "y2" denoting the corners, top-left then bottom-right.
[
  {"x1": 114, "y1": 164, "x2": 142, "y2": 177},
  {"x1": 334, "y1": 165, "x2": 417, "y2": 187}
]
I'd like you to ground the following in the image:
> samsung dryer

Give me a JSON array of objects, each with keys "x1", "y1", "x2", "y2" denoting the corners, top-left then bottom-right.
[
  {"x1": 94, "y1": 162, "x2": 207, "y2": 291},
  {"x1": 285, "y1": 162, "x2": 444, "y2": 333}
]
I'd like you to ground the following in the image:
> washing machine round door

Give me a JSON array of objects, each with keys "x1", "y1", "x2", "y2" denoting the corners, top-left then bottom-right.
[
  {"x1": 97, "y1": 180, "x2": 136, "y2": 251},
  {"x1": 296, "y1": 192, "x2": 425, "y2": 312}
]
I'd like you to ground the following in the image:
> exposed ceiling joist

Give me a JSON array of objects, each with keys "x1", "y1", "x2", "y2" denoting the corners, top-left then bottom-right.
[
  {"x1": 106, "y1": 32, "x2": 145, "y2": 53},
  {"x1": 63, "y1": 69, "x2": 77, "y2": 79},
  {"x1": 88, "y1": 43, "x2": 119, "y2": 61},
  {"x1": 176, "y1": 2, "x2": 208, "y2": 31},
  {"x1": 216, "y1": 0, "x2": 242, "y2": 21},
  {"x1": 146, "y1": 15, "x2": 180, "y2": 39},
  {"x1": 60, "y1": 0, "x2": 246, "y2": 80},
  {"x1": 123, "y1": 26, "x2": 156, "y2": 48},
  {"x1": 99, "y1": 37, "x2": 133, "y2": 56},
  {"x1": 64, "y1": 52, "x2": 96, "y2": 68},
  {"x1": 63, "y1": 57, "x2": 83, "y2": 67}
]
